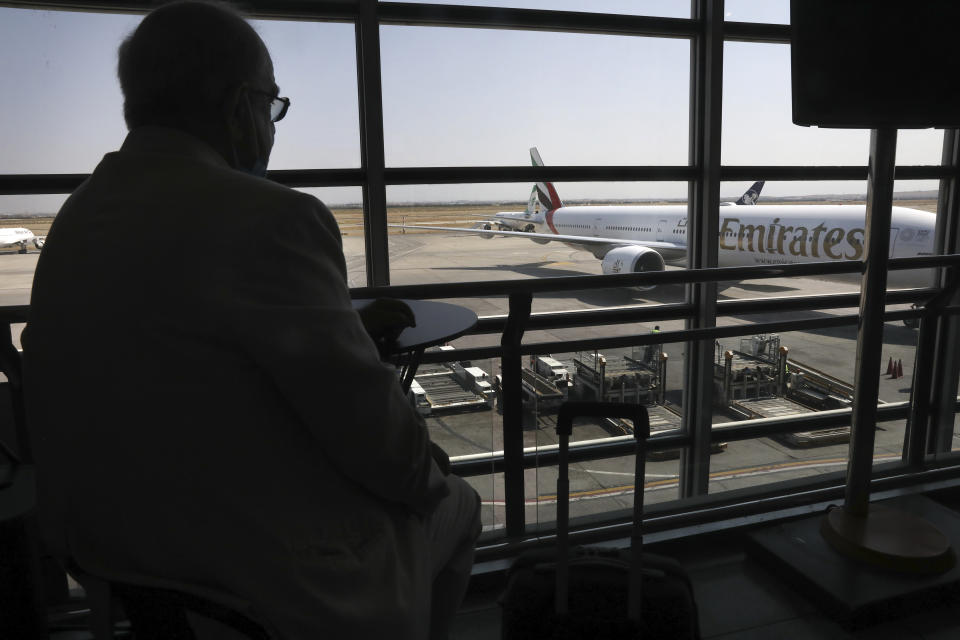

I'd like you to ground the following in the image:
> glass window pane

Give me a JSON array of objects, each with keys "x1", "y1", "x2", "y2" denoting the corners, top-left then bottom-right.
[
  {"x1": 386, "y1": 182, "x2": 690, "y2": 287},
  {"x1": 0, "y1": 8, "x2": 359, "y2": 174},
  {"x1": 897, "y1": 129, "x2": 945, "y2": 166},
  {"x1": 420, "y1": 356, "x2": 503, "y2": 533},
  {"x1": 530, "y1": 347, "x2": 683, "y2": 531},
  {"x1": 255, "y1": 20, "x2": 361, "y2": 169},
  {"x1": 718, "y1": 180, "x2": 869, "y2": 291},
  {"x1": 532, "y1": 455, "x2": 681, "y2": 534},
  {"x1": 0, "y1": 194, "x2": 59, "y2": 312},
  {"x1": 725, "y1": 44, "x2": 945, "y2": 166},
  {"x1": 718, "y1": 179, "x2": 939, "y2": 292},
  {"x1": 705, "y1": 307, "x2": 921, "y2": 498},
  {"x1": 297, "y1": 187, "x2": 367, "y2": 287},
  {"x1": 890, "y1": 179, "x2": 940, "y2": 292},
  {"x1": 385, "y1": 1, "x2": 689, "y2": 19},
  {"x1": 381, "y1": 27, "x2": 689, "y2": 166},
  {"x1": 723, "y1": 42, "x2": 873, "y2": 166},
  {"x1": 0, "y1": 8, "x2": 139, "y2": 174},
  {"x1": 709, "y1": 326, "x2": 859, "y2": 496},
  {"x1": 707, "y1": 436, "x2": 848, "y2": 494},
  {"x1": 724, "y1": 0, "x2": 789, "y2": 24}
]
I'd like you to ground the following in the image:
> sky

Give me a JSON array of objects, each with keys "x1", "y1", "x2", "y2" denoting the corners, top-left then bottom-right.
[{"x1": 0, "y1": 0, "x2": 945, "y2": 212}]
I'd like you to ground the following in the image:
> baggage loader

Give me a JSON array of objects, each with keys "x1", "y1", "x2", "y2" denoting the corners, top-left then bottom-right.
[{"x1": 500, "y1": 401, "x2": 700, "y2": 639}]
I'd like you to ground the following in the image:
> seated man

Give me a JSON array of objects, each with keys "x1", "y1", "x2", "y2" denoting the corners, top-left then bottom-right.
[{"x1": 22, "y1": 2, "x2": 480, "y2": 638}]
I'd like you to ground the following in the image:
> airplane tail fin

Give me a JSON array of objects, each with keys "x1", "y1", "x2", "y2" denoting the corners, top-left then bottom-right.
[
  {"x1": 734, "y1": 181, "x2": 765, "y2": 205},
  {"x1": 525, "y1": 147, "x2": 563, "y2": 218}
]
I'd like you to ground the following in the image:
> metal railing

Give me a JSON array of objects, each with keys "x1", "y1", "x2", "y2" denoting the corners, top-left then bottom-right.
[
  {"x1": 4, "y1": 257, "x2": 959, "y2": 546},
  {"x1": 352, "y1": 257, "x2": 960, "y2": 543}
]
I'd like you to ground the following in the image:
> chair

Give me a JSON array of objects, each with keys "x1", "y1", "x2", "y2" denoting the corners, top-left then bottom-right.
[{"x1": 66, "y1": 562, "x2": 276, "y2": 639}]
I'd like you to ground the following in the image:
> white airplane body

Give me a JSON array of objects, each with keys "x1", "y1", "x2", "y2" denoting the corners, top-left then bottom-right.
[
  {"x1": 398, "y1": 148, "x2": 937, "y2": 290},
  {"x1": 0, "y1": 227, "x2": 44, "y2": 253}
]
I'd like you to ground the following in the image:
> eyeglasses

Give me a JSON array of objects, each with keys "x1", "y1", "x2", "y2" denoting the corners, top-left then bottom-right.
[{"x1": 248, "y1": 88, "x2": 290, "y2": 123}]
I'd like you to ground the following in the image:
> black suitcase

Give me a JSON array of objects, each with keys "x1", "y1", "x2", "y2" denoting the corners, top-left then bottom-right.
[{"x1": 500, "y1": 402, "x2": 700, "y2": 639}]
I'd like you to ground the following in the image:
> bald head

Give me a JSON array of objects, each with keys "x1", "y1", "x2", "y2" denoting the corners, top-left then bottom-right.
[{"x1": 118, "y1": 0, "x2": 271, "y2": 130}]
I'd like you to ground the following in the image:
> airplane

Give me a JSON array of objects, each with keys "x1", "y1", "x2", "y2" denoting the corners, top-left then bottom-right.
[
  {"x1": 398, "y1": 148, "x2": 936, "y2": 291},
  {"x1": 0, "y1": 227, "x2": 44, "y2": 253}
]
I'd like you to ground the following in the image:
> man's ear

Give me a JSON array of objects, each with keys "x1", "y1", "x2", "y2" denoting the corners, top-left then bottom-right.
[{"x1": 221, "y1": 84, "x2": 247, "y2": 140}]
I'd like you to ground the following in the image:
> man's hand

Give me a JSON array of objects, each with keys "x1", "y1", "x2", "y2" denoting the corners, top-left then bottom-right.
[{"x1": 357, "y1": 298, "x2": 416, "y2": 349}]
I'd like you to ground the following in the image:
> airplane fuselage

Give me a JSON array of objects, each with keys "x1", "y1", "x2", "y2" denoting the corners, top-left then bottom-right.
[
  {"x1": 0, "y1": 227, "x2": 36, "y2": 250},
  {"x1": 501, "y1": 203, "x2": 937, "y2": 288}
]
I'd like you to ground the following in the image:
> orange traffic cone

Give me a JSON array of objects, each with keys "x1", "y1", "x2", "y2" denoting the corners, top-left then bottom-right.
[
  {"x1": 897, "y1": 360, "x2": 904, "y2": 379},
  {"x1": 886, "y1": 357, "x2": 894, "y2": 375}
]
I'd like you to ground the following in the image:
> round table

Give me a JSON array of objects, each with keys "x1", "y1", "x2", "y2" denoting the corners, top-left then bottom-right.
[{"x1": 352, "y1": 299, "x2": 478, "y2": 391}]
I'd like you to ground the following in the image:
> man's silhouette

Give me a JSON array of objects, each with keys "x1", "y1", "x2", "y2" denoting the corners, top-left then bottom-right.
[{"x1": 23, "y1": 2, "x2": 480, "y2": 638}]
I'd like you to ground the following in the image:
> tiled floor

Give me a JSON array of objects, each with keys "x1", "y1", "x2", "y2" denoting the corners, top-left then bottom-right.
[{"x1": 452, "y1": 526, "x2": 960, "y2": 640}]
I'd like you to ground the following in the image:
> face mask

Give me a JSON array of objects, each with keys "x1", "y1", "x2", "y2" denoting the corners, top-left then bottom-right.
[
  {"x1": 242, "y1": 158, "x2": 268, "y2": 178},
  {"x1": 233, "y1": 91, "x2": 269, "y2": 177}
]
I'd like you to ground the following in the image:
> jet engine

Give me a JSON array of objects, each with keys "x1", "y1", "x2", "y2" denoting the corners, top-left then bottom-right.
[
  {"x1": 33, "y1": 236, "x2": 45, "y2": 249},
  {"x1": 600, "y1": 245, "x2": 665, "y2": 276},
  {"x1": 477, "y1": 222, "x2": 495, "y2": 239}
]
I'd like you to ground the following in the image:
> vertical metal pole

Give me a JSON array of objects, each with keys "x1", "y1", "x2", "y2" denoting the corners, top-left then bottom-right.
[
  {"x1": 927, "y1": 130, "x2": 960, "y2": 455},
  {"x1": 502, "y1": 292, "x2": 532, "y2": 537},
  {"x1": 355, "y1": 0, "x2": 391, "y2": 286},
  {"x1": 904, "y1": 294, "x2": 940, "y2": 465},
  {"x1": 680, "y1": 0, "x2": 723, "y2": 498},
  {"x1": 554, "y1": 411, "x2": 570, "y2": 615},
  {"x1": 904, "y1": 131, "x2": 959, "y2": 465},
  {"x1": 845, "y1": 128, "x2": 897, "y2": 516}
]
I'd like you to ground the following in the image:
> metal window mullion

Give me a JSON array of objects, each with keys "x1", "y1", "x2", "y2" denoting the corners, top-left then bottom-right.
[
  {"x1": 680, "y1": 0, "x2": 723, "y2": 499},
  {"x1": 383, "y1": 165, "x2": 694, "y2": 185},
  {"x1": 377, "y1": 3, "x2": 698, "y2": 38},
  {"x1": 721, "y1": 20, "x2": 790, "y2": 44},
  {"x1": 501, "y1": 293, "x2": 532, "y2": 538},
  {"x1": 0, "y1": 1, "x2": 359, "y2": 19},
  {"x1": 927, "y1": 129, "x2": 960, "y2": 455},
  {"x1": 904, "y1": 129, "x2": 960, "y2": 464},
  {"x1": 719, "y1": 165, "x2": 951, "y2": 182},
  {"x1": 844, "y1": 128, "x2": 897, "y2": 516},
  {"x1": 355, "y1": 0, "x2": 390, "y2": 286},
  {"x1": 5, "y1": 163, "x2": 952, "y2": 195}
]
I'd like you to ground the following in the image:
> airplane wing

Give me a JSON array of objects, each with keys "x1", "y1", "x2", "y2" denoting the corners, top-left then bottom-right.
[{"x1": 390, "y1": 223, "x2": 688, "y2": 262}]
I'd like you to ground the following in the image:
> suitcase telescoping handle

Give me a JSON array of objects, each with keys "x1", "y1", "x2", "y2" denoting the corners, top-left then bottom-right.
[{"x1": 554, "y1": 402, "x2": 651, "y2": 622}]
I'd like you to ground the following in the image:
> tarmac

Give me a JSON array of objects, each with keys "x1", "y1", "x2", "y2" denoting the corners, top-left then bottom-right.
[{"x1": 343, "y1": 231, "x2": 957, "y2": 532}]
